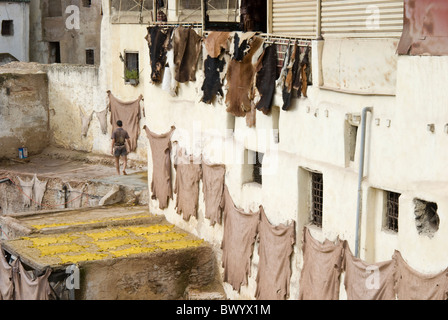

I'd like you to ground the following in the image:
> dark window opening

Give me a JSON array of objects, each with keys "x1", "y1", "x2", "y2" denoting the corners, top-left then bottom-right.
[
  {"x1": 86, "y1": 49, "x2": 94, "y2": 65},
  {"x1": 414, "y1": 199, "x2": 440, "y2": 238},
  {"x1": 386, "y1": 191, "x2": 400, "y2": 232},
  {"x1": 49, "y1": 42, "x2": 61, "y2": 63},
  {"x1": 252, "y1": 152, "x2": 263, "y2": 185},
  {"x1": 239, "y1": 0, "x2": 267, "y2": 33},
  {"x1": 1, "y1": 20, "x2": 13, "y2": 36},
  {"x1": 311, "y1": 172, "x2": 323, "y2": 228},
  {"x1": 48, "y1": 0, "x2": 63, "y2": 17}
]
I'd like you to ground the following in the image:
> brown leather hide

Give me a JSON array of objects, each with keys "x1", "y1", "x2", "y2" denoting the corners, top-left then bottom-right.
[
  {"x1": 204, "y1": 31, "x2": 231, "y2": 58},
  {"x1": 225, "y1": 35, "x2": 264, "y2": 117},
  {"x1": 143, "y1": 125, "x2": 176, "y2": 210},
  {"x1": 173, "y1": 26, "x2": 203, "y2": 83},
  {"x1": 107, "y1": 91, "x2": 142, "y2": 153}
]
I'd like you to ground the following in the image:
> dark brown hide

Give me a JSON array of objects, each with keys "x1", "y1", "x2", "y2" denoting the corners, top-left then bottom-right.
[
  {"x1": 146, "y1": 26, "x2": 173, "y2": 83},
  {"x1": 173, "y1": 26, "x2": 203, "y2": 83},
  {"x1": 255, "y1": 44, "x2": 277, "y2": 115},
  {"x1": 282, "y1": 43, "x2": 301, "y2": 111}
]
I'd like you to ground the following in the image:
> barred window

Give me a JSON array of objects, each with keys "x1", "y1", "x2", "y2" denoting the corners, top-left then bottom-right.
[
  {"x1": 311, "y1": 172, "x2": 323, "y2": 228},
  {"x1": 386, "y1": 191, "x2": 400, "y2": 232}
]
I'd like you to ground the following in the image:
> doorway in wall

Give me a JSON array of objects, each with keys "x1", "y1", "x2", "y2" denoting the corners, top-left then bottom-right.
[{"x1": 49, "y1": 42, "x2": 61, "y2": 63}]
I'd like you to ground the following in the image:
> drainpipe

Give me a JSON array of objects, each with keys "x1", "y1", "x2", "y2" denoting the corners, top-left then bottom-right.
[
  {"x1": 354, "y1": 106, "x2": 372, "y2": 258},
  {"x1": 316, "y1": 0, "x2": 322, "y2": 40}
]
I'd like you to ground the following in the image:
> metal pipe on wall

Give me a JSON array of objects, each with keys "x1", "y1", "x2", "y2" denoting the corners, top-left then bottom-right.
[
  {"x1": 316, "y1": 0, "x2": 322, "y2": 40},
  {"x1": 355, "y1": 106, "x2": 372, "y2": 258}
]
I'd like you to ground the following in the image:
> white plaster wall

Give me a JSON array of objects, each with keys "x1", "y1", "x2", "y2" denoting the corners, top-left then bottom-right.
[
  {"x1": 142, "y1": 41, "x2": 448, "y2": 299},
  {"x1": 0, "y1": 2, "x2": 29, "y2": 62}
]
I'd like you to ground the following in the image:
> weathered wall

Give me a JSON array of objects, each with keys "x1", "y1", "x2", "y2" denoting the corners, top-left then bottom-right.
[
  {"x1": 29, "y1": 0, "x2": 50, "y2": 64},
  {"x1": 0, "y1": 2, "x2": 30, "y2": 62},
  {"x1": 140, "y1": 39, "x2": 448, "y2": 300},
  {"x1": 79, "y1": 246, "x2": 218, "y2": 300},
  {"x1": 0, "y1": 69, "x2": 49, "y2": 159},
  {"x1": 321, "y1": 38, "x2": 399, "y2": 95},
  {"x1": 36, "y1": 0, "x2": 102, "y2": 65},
  {"x1": 46, "y1": 64, "x2": 105, "y2": 152}
]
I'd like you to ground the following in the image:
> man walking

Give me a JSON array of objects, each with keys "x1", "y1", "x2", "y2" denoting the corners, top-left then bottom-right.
[{"x1": 111, "y1": 120, "x2": 131, "y2": 175}]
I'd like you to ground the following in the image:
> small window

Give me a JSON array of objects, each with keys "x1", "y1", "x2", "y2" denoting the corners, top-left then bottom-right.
[
  {"x1": 414, "y1": 199, "x2": 440, "y2": 238},
  {"x1": 86, "y1": 49, "x2": 94, "y2": 65},
  {"x1": 82, "y1": 0, "x2": 92, "y2": 7},
  {"x1": 1, "y1": 20, "x2": 13, "y2": 36},
  {"x1": 49, "y1": 42, "x2": 61, "y2": 63},
  {"x1": 385, "y1": 191, "x2": 400, "y2": 232},
  {"x1": 345, "y1": 114, "x2": 360, "y2": 166},
  {"x1": 311, "y1": 172, "x2": 323, "y2": 228},
  {"x1": 124, "y1": 52, "x2": 139, "y2": 84},
  {"x1": 253, "y1": 152, "x2": 263, "y2": 185},
  {"x1": 348, "y1": 124, "x2": 358, "y2": 162}
]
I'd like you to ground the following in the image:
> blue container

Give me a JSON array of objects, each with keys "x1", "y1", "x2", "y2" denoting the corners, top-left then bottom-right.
[{"x1": 18, "y1": 147, "x2": 28, "y2": 159}]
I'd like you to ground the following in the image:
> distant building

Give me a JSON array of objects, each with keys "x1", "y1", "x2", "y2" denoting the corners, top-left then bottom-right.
[
  {"x1": 0, "y1": 0, "x2": 30, "y2": 62},
  {"x1": 29, "y1": 0, "x2": 102, "y2": 65}
]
